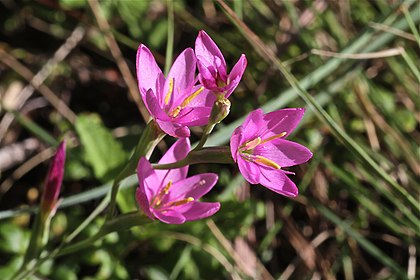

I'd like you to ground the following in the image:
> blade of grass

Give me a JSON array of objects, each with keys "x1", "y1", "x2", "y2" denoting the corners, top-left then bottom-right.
[{"x1": 164, "y1": 0, "x2": 174, "y2": 75}]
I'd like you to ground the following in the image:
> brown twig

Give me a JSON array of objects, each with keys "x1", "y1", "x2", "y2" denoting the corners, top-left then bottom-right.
[{"x1": 88, "y1": 0, "x2": 149, "y2": 123}]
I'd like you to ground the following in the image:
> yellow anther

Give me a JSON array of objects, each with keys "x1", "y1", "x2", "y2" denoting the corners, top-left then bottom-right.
[
  {"x1": 260, "y1": 132, "x2": 287, "y2": 145},
  {"x1": 169, "y1": 86, "x2": 205, "y2": 118},
  {"x1": 152, "y1": 180, "x2": 172, "y2": 206},
  {"x1": 254, "y1": 155, "x2": 281, "y2": 169},
  {"x1": 162, "y1": 180, "x2": 172, "y2": 194},
  {"x1": 164, "y1": 78, "x2": 174, "y2": 105},
  {"x1": 181, "y1": 86, "x2": 204, "y2": 108},
  {"x1": 169, "y1": 106, "x2": 181, "y2": 118},
  {"x1": 166, "y1": 197, "x2": 194, "y2": 207},
  {"x1": 241, "y1": 137, "x2": 261, "y2": 150}
]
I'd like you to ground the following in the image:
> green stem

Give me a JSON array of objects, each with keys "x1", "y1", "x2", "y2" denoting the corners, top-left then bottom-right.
[
  {"x1": 194, "y1": 123, "x2": 216, "y2": 151},
  {"x1": 106, "y1": 120, "x2": 164, "y2": 220},
  {"x1": 153, "y1": 146, "x2": 233, "y2": 170},
  {"x1": 59, "y1": 211, "x2": 151, "y2": 256}
]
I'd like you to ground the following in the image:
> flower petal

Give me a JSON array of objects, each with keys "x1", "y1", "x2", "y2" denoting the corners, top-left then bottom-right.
[
  {"x1": 136, "y1": 44, "x2": 164, "y2": 100},
  {"x1": 241, "y1": 109, "x2": 265, "y2": 141},
  {"x1": 262, "y1": 108, "x2": 305, "y2": 138},
  {"x1": 253, "y1": 139, "x2": 313, "y2": 167},
  {"x1": 176, "y1": 107, "x2": 212, "y2": 126},
  {"x1": 259, "y1": 168, "x2": 298, "y2": 197},
  {"x1": 144, "y1": 89, "x2": 170, "y2": 120},
  {"x1": 230, "y1": 126, "x2": 243, "y2": 162},
  {"x1": 164, "y1": 48, "x2": 196, "y2": 107},
  {"x1": 155, "y1": 138, "x2": 190, "y2": 183},
  {"x1": 156, "y1": 119, "x2": 190, "y2": 138},
  {"x1": 136, "y1": 157, "x2": 158, "y2": 219},
  {"x1": 187, "y1": 86, "x2": 215, "y2": 108},
  {"x1": 181, "y1": 202, "x2": 221, "y2": 221},
  {"x1": 195, "y1": 30, "x2": 226, "y2": 75},
  {"x1": 153, "y1": 209, "x2": 186, "y2": 224},
  {"x1": 225, "y1": 54, "x2": 247, "y2": 97},
  {"x1": 238, "y1": 157, "x2": 260, "y2": 184},
  {"x1": 167, "y1": 173, "x2": 218, "y2": 202}
]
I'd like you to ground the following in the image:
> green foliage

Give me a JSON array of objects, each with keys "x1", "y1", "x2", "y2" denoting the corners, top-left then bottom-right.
[{"x1": 75, "y1": 113, "x2": 127, "y2": 182}]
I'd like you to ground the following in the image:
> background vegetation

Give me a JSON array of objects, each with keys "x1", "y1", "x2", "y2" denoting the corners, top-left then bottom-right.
[{"x1": 0, "y1": 0, "x2": 418, "y2": 279}]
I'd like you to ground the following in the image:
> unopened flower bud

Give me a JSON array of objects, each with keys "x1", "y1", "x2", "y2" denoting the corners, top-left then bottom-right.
[
  {"x1": 41, "y1": 141, "x2": 66, "y2": 216},
  {"x1": 209, "y1": 95, "x2": 231, "y2": 125}
]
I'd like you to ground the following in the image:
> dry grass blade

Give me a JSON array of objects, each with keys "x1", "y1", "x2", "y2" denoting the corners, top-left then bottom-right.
[
  {"x1": 88, "y1": 0, "x2": 149, "y2": 123},
  {"x1": 311, "y1": 47, "x2": 405, "y2": 59},
  {"x1": 0, "y1": 25, "x2": 84, "y2": 143},
  {"x1": 206, "y1": 219, "x2": 274, "y2": 280},
  {"x1": 368, "y1": 22, "x2": 416, "y2": 41},
  {"x1": 0, "y1": 49, "x2": 77, "y2": 123}
]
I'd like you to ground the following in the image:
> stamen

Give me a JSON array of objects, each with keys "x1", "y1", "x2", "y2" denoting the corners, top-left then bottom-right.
[
  {"x1": 169, "y1": 106, "x2": 181, "y2": 118},
  {"x1": 165, "y1": 197, "x2": 194, "y2": 207},
  {"x1": 181, "y1": 86, "x2": 204, "y2": 108},
  {"x1": 164, "y1": 78, "x2": 174, "y2": 105},
  {"x1": 254, "y1": 155, "x2": 281, "y2": 169},
  {"x1": 152, "y1": 180, "x2": 172, "y2": 207},
  {"x1": 240, "y1": 137, "x2": 261, "y2": 151},
  {"x1": 260, "y1": 132, "x2": 287, "y2": 145},
  {"x1": 169, "y1": 86, "x2": 205, "y2": 118}
]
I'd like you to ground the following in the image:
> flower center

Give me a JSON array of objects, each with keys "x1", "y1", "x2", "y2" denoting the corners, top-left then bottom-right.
[
  {"x1": 169, "y1": 86, "x2": 205, "y2": 118},
  {"x1": 238, "y1": 132, "x2": 287, "y2": 170},
  {"x1": 151, "y1": 180, "x2": 197, "y2": 210},
  {"x1": 216, "y1": 75, "x2": 227, "y2": 88}
]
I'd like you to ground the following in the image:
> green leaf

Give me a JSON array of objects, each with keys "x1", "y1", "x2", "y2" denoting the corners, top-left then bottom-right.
[
  {"x1": 0, "y1": 223, "x2": 29, "y2": 254},
  {"x1": 75, "y1": 113, "x2": 127, "y2": 182}
]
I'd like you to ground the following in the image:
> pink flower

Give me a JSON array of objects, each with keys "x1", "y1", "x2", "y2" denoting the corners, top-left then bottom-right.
[
  {"x1": 136, "y1": 138, "x2": 220, "y2": 224},
  {"x1": 195, "y1": 30, "x2": 247, "y2": 97},
  {"x1": 136, "y1": 44, "x2": 215, "y2": 138},
  {"x1": 41, "y1": 141, "x2": 66, "y2": 214},
  {"x1": 230, "y1": 109, "x2": 313, "y2": 197}
]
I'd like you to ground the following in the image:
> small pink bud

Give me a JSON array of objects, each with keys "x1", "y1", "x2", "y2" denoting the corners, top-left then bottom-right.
[{"x1": 41, "y1": 141, "x2": 66, "y2": 215}]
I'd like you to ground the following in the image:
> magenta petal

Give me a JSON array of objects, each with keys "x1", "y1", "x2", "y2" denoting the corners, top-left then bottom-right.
[
  {"x1": 241, "y1": 109, "x2": 265, "y2": 141},
  {"x1": 167, "y1": 173, "x2": 218, "y2": 202},
  {"x1": 164, "y1": 48, "x2": 196, "y2": 104},
  {"x1": 259, "y1": 168, "x2": 298, "y2": 197},
  {"x1": 156, "y1": 119, "x2": 190, "y2": 138},
  {"x1": 237, "y1": 158, "x2": 260, "y2": 184},
  {"x1": 253, "y1": 140, "x2": 313, "y2": 167},
  {"x1": 230, "y1": 126, "x2": 243, "y2": 162},
  {"x1": 181, "y1": 202, "x2": 221, "y2": 221},
  {"x1": 187, "y1": 87, "x2": 215, "y2": 107},
  {"x1": 176, "y1": 107, "x2": 212, "y2": 126},
  {"x1": 136, "y1": 157, "x2": 157, "y2": 219},
  {"x1": 145, "y1": 89, "x2": 170, "y2": 121},
  {"x1": 135, "y1": 187, "x2": 154, "y2": 220},
  {"x1": 225, "y1": 54, "x2": 247, "y2": 97},
  {"x1": 136, "y1": 44, "x2": 164, "y2": 98},
  {"x1": 195, "y1": 30, "x2": 226, "y2": 73},
  {"x1": 155, "y1": 139, "x2": 190, "y2": 183},
  {"x1": 153, "y1": 209, "x2": 186, "y2": 224},
  {"x1": 262, "y1": 108, "x2": 305, "y2": 138},
  {"x1": 42, "y1": 141, "x2": 66, "y2": 210}
]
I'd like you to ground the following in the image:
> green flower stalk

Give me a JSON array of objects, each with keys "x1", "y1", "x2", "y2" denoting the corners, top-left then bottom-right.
[{"x1": 21, "y1": 141, "x2": 66, "y2": 269}]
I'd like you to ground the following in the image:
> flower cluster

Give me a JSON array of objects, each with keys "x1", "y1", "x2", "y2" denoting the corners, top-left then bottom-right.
[{"x1": 136, "y1": 31, "x2": 312, "y2": 224}]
